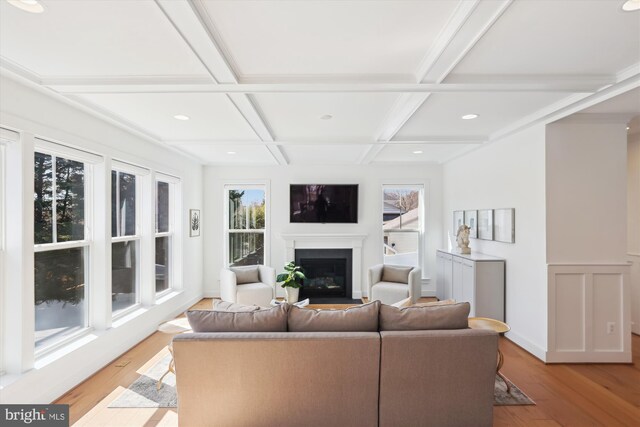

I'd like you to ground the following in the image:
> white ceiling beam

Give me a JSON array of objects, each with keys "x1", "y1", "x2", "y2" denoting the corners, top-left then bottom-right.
[
  {"x1": 164, "y1": 136, "x2": 486, "y2": 147},
  {"x1": 44, "y1": 80, "x2": 608, "y2": 94},
  {"x1": 362, "y1": 0, "x2": 513, "y2": 164},
  {"x1": 153, "y1": 0, "x2": 286, "y2": 165}
]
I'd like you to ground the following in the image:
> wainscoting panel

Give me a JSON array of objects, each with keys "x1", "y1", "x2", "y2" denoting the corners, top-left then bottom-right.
[
  {"x1": 554, "y1": 273, "x2": 586, "y2": 352},
  {"x1": 547, "y1": 264, "x2": 631, "y2": 363}
]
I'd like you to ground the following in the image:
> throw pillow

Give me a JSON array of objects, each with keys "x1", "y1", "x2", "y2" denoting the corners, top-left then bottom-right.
[
  {"x1": 381, "y1": 265, "x2": 413, "y2": 284},
  {"x1": 288, "y1": 300, "x2": 380, "y2": 332},
  {"x1": 186, "y1": 304, "x2": 288, "y2": 332},
  {"x1": 379, "y1": 302, "x2": 470, "y2": 331},
  {"x1": 230, "y1": 265, "x2": 260, "y2": 284},
  {"x1": 212, "y1": 300, "x2": 261, "y2": 312}
]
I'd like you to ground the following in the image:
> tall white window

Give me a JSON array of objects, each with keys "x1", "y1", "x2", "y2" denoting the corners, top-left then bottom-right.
[
  {"x1": 225, "y1": 185, "x2": 266, "y2": 267},
  {"x1": 155, "y1": 178, "x2": 173, "y2": 294},
  {"x1": 111, "y1": 166, "x2": 140, "y2": 317},
  {"x1": 34, "y1": 150, "x2": 90, "y2": 352},
  {"x1": 382, "y1": 185, "x2": 423, "y2": 269}
]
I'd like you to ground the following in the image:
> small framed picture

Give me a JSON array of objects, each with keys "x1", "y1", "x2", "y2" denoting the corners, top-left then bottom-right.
[
  {"x1": 453, "y1": 210, "x2": 464, "y2": 233},
  {"x1": 464, "y1": 210, "x2": 478, "y2": 239},
  {"x1": 477, "y1": 209, "x2": 494, "y2": 240},
  {"x1": 494, "y1": 208, "x2": 515, "y2": 243},
  {"x1": 189, "y1": 209, "x2": 201, "y2": 237}
]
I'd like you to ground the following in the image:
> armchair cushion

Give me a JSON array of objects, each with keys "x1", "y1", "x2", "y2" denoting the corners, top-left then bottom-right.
[
  {"x1": 230, "y1": 265, "x2": 260, "y2": 284},
  {"x1": 186, "y1": 304, "x2": 289, "y2": 333},
  {"x1": 288, "y1": 301, "x2": 381, "y2": 332},
  {"x1": 379, "y1": 302, "x2": 470, "y2": 331},
  {"x1": 381, "y1": 265, "x2": 413, "y2": 284}
]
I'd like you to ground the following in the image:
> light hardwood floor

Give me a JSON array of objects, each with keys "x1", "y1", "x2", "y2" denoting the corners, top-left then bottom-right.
[{"x1": 56, "y1": 298, "x2": 640, "y2": 426}]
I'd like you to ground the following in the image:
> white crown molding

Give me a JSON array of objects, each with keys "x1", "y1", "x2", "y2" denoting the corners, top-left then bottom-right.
[
  {"x1": 558, "y1": 113, "x2": 636, "y2": 125},
  {"x1": 0, "y1": 56, "x2": 42, "y2": 84}
]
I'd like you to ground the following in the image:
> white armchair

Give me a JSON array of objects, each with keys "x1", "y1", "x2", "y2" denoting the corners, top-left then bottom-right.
[
  {"x1": 368, "y1": 264, "x2": 421, "y2": 305},
  {"x1": 220, "y1": 265, "x2": 276, "y2": 307}
]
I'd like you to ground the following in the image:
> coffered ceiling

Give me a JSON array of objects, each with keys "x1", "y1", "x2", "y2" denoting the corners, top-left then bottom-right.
[{"x1": 1, "y1": 0, "x2": 638, "y2": 166}]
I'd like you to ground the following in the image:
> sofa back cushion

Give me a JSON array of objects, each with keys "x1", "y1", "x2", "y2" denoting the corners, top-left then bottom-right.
[
  {"x1": 288, "y1": 301, "x2": 380, "y2": 332},
  {"x1": 230, "y1": 265, "x2": 260, "y2": 284},
  {"x1": 187, "y1": 304, "x2": 288, "y2": 332},
  {"x1": 212, "y1": 300, "x2": 261, "y2": 312},
  {"x1": 379, "y1": 302, "x2": 470, "y2": 331},
  {"x1": 381, "y1": 265, "x2": 413, "y2": 284}
]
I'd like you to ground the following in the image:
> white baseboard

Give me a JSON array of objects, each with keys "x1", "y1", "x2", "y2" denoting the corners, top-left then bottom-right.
[
  {"x1": 545, "y1": 350, "x2": 632, "y2": 363},
  {"x1": 203, "y1": 290, "x2": 220, "y2": 298},
  {"x1": 505, "y1": 330, "x2": 547, "y2": 362}
]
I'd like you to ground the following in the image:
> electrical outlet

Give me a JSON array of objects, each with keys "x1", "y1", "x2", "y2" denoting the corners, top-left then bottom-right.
[{"x1": 607, "y1": 322, "x2": 615, "y2": 335}]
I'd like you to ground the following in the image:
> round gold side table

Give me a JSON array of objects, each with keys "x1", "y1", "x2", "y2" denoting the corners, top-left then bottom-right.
[{"x1": 468, "y1": 317, "x2": 511, "y2": 393}]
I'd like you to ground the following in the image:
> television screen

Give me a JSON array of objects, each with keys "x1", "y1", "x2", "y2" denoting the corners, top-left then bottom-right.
[{"x1": 290, "y1": 185, "x2": 358, "y2": 223}]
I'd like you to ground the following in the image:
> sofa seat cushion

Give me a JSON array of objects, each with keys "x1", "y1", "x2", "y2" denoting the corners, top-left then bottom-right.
[
  {"x1": 186, "y1": 304, "x2": 288, "y2": 332},
  {"x1": 288, "y1": 301, "x2": 381, "y2": 332},
  {"x1": 230, "y1": 265, "x2": 260, "y2": 284},
  {"x1": 379, "y1": 302, "x2": 470, "y2": 331},
  {"x1": 213, "y1": 300, "x2": 261, "y2": 312},
  {"x1": 381, "y1": 265, "x2": 413, "y2": 284}
]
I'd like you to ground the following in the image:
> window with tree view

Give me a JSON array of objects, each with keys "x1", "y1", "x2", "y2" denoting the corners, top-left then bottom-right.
[
  {"x1": 111, "y1": 170, "x2": 139, "y2": 316},
  {"x1": 382, "y1": 186, "x2": 422, "y2": 268},
  {"x1": 34, "y1": 152, "x2": 89, "y2": 350},
  {"x1": 227, "y1": 187, "x2": 265, "y2": 267}
]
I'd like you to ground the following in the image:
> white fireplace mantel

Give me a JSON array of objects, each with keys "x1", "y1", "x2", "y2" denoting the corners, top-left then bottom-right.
[{"x1": 280, "y1": 233, "x2": 368, "y2": 299}]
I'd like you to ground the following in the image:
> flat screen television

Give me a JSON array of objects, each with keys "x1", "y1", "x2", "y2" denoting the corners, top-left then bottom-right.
[{"x1": 290, "y1": 184, "x2": 358, "y2": 223}]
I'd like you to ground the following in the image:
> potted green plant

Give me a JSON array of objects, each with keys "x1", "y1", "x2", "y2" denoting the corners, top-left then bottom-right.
[{"x1": 276, "y1": 261, "x2": 306, "y2": 303}]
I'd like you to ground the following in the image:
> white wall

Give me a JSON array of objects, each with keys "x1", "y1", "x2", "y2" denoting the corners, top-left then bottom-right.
[
  {"x1": 442, "y1": 125, "x2": 548, "y2": 360},
  {"x1": 546, "y1": 121, "x2": 628, "y2": 264},
  {"x1": 0, "y1": 74, "x2": 204, "y2": 402},
  {"x1": 545, "y1": 119, "x2": 631, "y2": 362},
  {"x1": 628, "y1": 126, "x2": 640, "y2": 335},
  {"x1": 203, "y1": 164, "x2": 443, "y2": 298}
]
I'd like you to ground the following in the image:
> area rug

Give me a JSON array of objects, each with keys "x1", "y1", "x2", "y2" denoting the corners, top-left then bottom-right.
[{"x1": 109, "y1": 355, "x2": 535, "y2": 408}]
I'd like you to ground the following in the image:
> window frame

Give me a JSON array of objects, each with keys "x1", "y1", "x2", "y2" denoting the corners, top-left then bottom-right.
[
  {"x1": 110, "y1": 162, "x2": 144, "y2": 320},
  {"x1": 155, "y1": 174, "x2": 179, "y2": 297},
  {"x1": 0, "y1": 129, "x2": 15, "y2": 375},
  {"x1": 381, "y1": 184, "x2": 425, "y2": 275},
  {"x1": 223, "y1": 182, "x2": 270, "y2": 268},
  {"x1": 33, "y1": 143, "x2": 95, "y2": 357}
]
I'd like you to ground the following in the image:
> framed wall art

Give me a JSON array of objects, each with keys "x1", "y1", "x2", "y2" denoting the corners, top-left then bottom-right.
[
  {"x1": 189, "y1": 209, "x2": 201, "y2": 237},
  {"x1": 464, "y1": 210, "x2": 478, "y2": 239},
  {"x1": 453, "y1": 210, "x2": 464, "y2": 233},
  {"x1": 494, "y1": 208, "x2": 515, "y2": 243},
  {"x1": 477, "y1": 209, "x2": 494, "y2": 240}
]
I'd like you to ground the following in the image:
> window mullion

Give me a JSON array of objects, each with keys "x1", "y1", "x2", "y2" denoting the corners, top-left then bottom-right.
[{"x1": 51, "y1": 154, "x2": 57, "y2": 244}]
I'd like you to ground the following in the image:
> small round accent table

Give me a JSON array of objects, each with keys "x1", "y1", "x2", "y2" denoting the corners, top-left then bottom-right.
[
  {"x1": 468, "y1": 317, "x2": 511, "y2": 393},
  {"x1": 156, "y1": 317, "x2": 192, "y2": 390}
]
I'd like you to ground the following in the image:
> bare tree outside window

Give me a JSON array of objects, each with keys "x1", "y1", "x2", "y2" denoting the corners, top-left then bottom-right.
[
  {"x1": 382, "y1": 187, "x2": 422, "y2": 268},
  {"x1": 227, "y1": 188, "x2": 265, "y2": 266}
]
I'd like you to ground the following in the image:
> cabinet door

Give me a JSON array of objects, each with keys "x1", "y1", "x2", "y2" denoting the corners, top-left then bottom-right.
[
  {"x1": 461, "y1": 260, "x2": 475, "y2": 316},
  {"x1": 436, "y1": 253, "x2": 445, "y2": 300},
  {"x1": 452, "y1": 258, "x2": 463, "y2": 302},
  {"x1": 443, "y1": 255, "x2": 453, "y2": 300}
]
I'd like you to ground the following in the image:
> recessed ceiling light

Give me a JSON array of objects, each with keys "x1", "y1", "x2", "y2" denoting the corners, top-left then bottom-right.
[
  {"x1": 227, "y1": 151, "x2": 236, "y2": 155},
  {"x1": 173, "y1": 114, "x2": 190, "y2": 121},
  {"x1": 622, "y1": 0, "x2": 640, "y2": 12},
  {"x1": 412, "y1": 150, "x2": 423, "y2": 154},
  {"x1": 461, "y1": 114, "x2": 479, "y2": 120},
  {"x1": 320, "y1": 114, "x2": 333, "y2": 120},
  {"x1": 7, "y1": 0, "x2": 44, "y2": 13}
]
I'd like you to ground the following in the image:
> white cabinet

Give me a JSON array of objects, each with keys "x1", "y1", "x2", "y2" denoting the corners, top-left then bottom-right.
[{"x1": 436, "y1": 250, "x2": 505, "y2": 321}]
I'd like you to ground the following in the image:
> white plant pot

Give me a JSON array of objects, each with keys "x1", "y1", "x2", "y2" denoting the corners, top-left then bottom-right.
[{"x1": 285, "y1": 287, "x2": 300, "y2": 304}]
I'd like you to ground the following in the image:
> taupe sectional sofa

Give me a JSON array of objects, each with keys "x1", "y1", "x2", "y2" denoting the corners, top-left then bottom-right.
[{"x1": 173, "y1": 301, "x2": 498, "y2": 427}]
